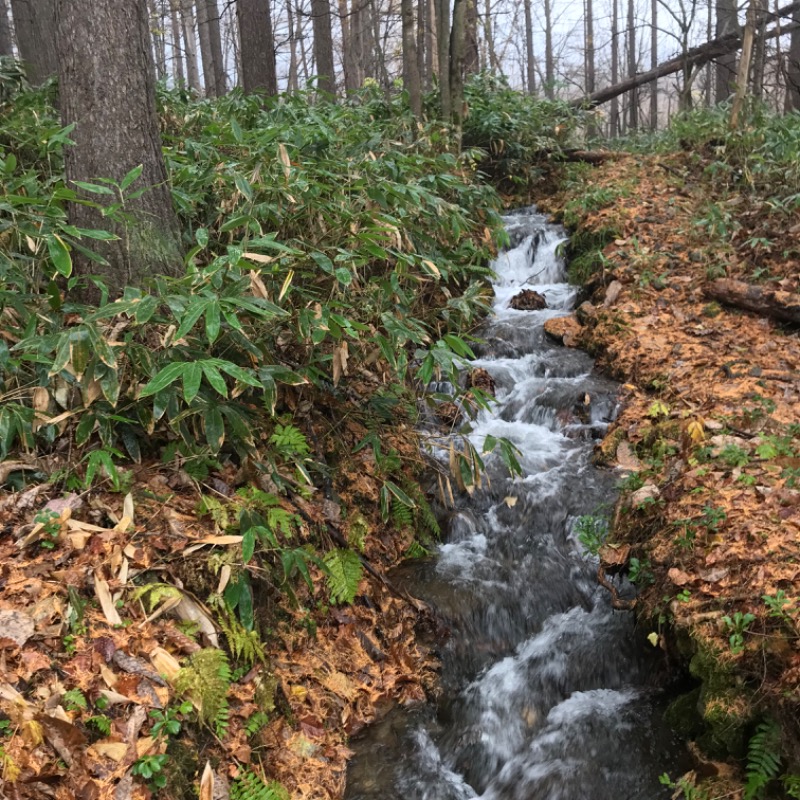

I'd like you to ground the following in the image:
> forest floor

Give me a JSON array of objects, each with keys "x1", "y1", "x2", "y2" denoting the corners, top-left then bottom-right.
[{"x1": 539, "y1": 149, "x2": 800, "y2": 793}]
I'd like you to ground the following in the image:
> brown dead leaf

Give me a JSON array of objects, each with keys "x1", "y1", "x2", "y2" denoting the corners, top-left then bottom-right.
[{"x1": 0, "y1": 609, "x2": 35, "y2": 648}]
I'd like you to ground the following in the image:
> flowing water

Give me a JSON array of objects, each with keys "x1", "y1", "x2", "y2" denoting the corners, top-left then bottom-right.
[{"x1": 345, "y1": 208, "x2": 687, "y2": 800}]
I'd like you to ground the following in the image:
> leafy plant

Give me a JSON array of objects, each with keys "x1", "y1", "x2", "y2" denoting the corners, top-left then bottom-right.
[
  {"x1": 62, "y1": 689, "x2": 87, "y2": 712},
  {"x1": 573, "y1": 514, "x2": 608, "y2": 556},
  {"x1": 132, "y1": 753, "x2": 169, "y2": 791},
  {"x1": 175, "y1": 648, "x2": 232, "y2": 737},
  {"x1": 744, "y1": 719, "x2": 781, "y2": 799},
  {"x1": 323, "y1": 548, "x2": 363, "y2": 605},
  {"x1": 230, "y1": 770, "x2": 288, "y2": 800},
  {"x1": 722, "y1": 611, "x2": 755, "y2": 655}
]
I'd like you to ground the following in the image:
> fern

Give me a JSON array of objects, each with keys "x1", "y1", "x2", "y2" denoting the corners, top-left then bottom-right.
[
  {"x1": 131, "y1": 582, "x2": 182, "y2": 612},
  {"x1": 244, "y1": 710, "x2": 270, "y2": 738},
  {"x1": 323, "y1": 548, "x2": 363, "y2": 605},
  {"x1": 745, "y1": 719, "x2": 782, "y2": 800},
  {"x1": 391, "y1": 496, "x2": 413, "y2": 529},
  {"x1": 784, "y1": 774, "x2": 800, "y2": 798},
  {"x1": 269, "y1": 424, "x2": 310, "y2": 458},
  {"x1": 175, "y1": 648, "x2": 232, "y2": 737},
  {"x1": 230, "y1": 771, "x2": 288, "y2": 800},
  {"x1": 211, "y1": 596, "x2": 267, "y2": 667},
  {"x1": 197, "y1": 494, "x2": 231, "y2": 528},
  {"x1": 408, "y1": 484, "x2": 441, "y2": 542}
]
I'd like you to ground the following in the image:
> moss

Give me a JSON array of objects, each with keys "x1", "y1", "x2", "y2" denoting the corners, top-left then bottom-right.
[
  {"x1": 665, "y1": 686, "x2": 704, "y2": 738},
  {"x1": 565, "y1": 226, "x2": 620, "y2": 285},
  {"x1": 698, "y1": 692, "x2": 752, "y2": 758}
]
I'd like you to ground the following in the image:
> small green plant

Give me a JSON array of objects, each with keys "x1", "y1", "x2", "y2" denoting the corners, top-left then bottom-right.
[
  {"x1": 132, "y1": 753, "x2": 169, "y2": 791},
  {"x1": 701, "y1": 504, "x2": 726, "y2": 531},
  {"x1": 573, "y1": 515, "x2": 608, "y2": 557},
  {"x1": 628, "y1": 557, "x2": 654, "y2": 586},
  {"x1": 230, "y1": 770, "x2": 288, "y2": 800},
  {"x1": 659, "y1": 772, "x2": 711, "y2": 800},
  {"x1": 34, "y1": 510, "x2": 61, "y2": 549},
  {"x1": 62, "y1": 689, "x2": 87, "y2": 712},
  {"x1": 175, "y1": 648, "x2": 232, "y2": 737},
  {"x1": 149, "y1": 702, "x2": 192, "y2": 739},
  {"x1": 722, "y1": 611, "x2": 755, "y2": 655},
  {"x1": 676, "y1": 589, "x2": 692, "y2": 603},
  {"x1": 744, "y1": 719, "x2": 782, "y2": 799},
  {"x1": 718, "y1": 443, "x2": 750, "y2": 468},
  {"x1": 762, "y1": 591, "x2": 795, "y2": 626},
  {"x1": 244, "y1": 710, "x2": 270, "y2": 738}
]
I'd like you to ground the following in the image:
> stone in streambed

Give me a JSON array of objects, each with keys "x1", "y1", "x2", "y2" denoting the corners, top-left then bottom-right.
[
  {"x1": 543, "y1": 315, "x2": 582, "y2": 347},
  {"x1": 509, "y1": 289, "x2": 547, "y2": 310}
]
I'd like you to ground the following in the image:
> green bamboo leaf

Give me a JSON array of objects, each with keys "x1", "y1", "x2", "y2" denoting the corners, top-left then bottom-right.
[
  {"x1": 72, "y1": 180, "x2": 115, "y2": 196},
  {"x1": 69, "y1": 328, "x2": 92, "y2": 378},
  {"x1": 175, "y1": 297, "x2": 210, "y2": 340},
  {"x1": 204, "y1": 406, "x2": 225, "y2": 452},
  {"x1": 216, "y1": 361, "x2": 261, "y2": 387},
  {"x1": 201, "y1": 362, "x2": 228, "y2": 397},
  {"x1": 139, "y1": 362, "x2": 188, "y2": 397},
  {"x1": 120, "y1": 164, "x2": 143, "y2": 191},
  {"x1": 205, "y1": 300, "x2": 221, "y2": 344},
  {"x1": 48, "y1": 235, "x2": 72, "y2": 277},
  {"x1": 182, "y1": 362, "x2": 202, "y2": 404},
  {"x1": 383, "y1": 480, "x2": 416, "y2": 508}
]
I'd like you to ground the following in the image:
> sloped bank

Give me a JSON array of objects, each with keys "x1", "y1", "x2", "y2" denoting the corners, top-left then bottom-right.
[{"x1": 539, "y1": 153, "x2": 800, "y2": 797}]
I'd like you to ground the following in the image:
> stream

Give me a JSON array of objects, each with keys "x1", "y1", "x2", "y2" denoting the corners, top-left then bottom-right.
[{"x1": 345, "y1": 208, "x2": 687, "y2": 800}]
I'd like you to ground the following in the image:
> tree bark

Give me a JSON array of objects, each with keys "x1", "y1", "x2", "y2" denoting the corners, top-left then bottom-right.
[
  {"x1": 181, "y1": 0, "x2": 201, "y2": 92},
  {"x1": 197, "y1": 0, "x2": 225, "y2": 95},
  {"x1": 150, "y1": 0, "x2": 168, "y2": 81},
  {"x1": 449, "y1": 0, "x2": 466, "y2": 129},
  {"x1": 0, "y1": 0, "x2": 14, "y2": 56},
  {"x1": 437, "y1": 0, "x2": 450, "y2": 117},
  {"x1": 627, "y1": 0, "x2": 637, "y2": 130},
  {"x1": 338, "y1": 0, "x2": 359, "y2": 93},
  {"x1": 650, "y1": 0, "x2": 657, "y2": 129},
  {"x1": 610, "y1": 0, "x2": 619, "y2": 134},
  {"x1": 731, "y1": 0, "x2": 759, "y2": 127},
  {"x1": 56, "y1": 0, "x2": 182, "y2": 295},
  {"x1": 705, "y1": 279, "x2": 800, "y2": 325},
  {"x1": 170, "y1": 0, "x2": 186, "y2": 85},
  {"x1": 543, "y1": 0, "x2": 554, "y2": 98},
  {"x1": 523, "y1": 0, "x2": 534, "y2": 93},
  {"x1": 237, "y1": 0, "x2": 277, "y2": 95},
  {"x1": 311, "y1": 0, "x2": 335, "y2": 95},
  {"x1": 788, "y1": 6, "x2": 800, "y2": 108},
  {"x1": 716, "y1": 0, "x2": 740, "y2": 103},
  {"x1": 575, "y1": 3, "x2": 800, "y2": 109},
  {"x1": 402, "y1": 0, "x2": 422, "y2": 115},
  {"x1": 9, "y1": 0, "x2": 58, "y2": 84},
  {"x1": 206, "y1": 0, "x2": 226, "y2": 95},
  {"x1": 464, "y1": 0, "x2": 478, "y2": 75},
  {"x1": 585, "y1": 0, "x2": 595, "y2": 135}
]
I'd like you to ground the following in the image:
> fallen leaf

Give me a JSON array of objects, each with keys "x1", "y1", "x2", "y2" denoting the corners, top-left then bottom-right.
[{"x1": 0, "y1": 609, "x2": 35, "y2": 648}]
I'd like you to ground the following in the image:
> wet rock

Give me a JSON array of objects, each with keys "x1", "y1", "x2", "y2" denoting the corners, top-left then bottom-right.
[
  {"x1": 603, "y1": 280, "x2": 623, "y2": 307},
  {"x1": 467, "y1": 368, "x2": 496, "y2": 397},
  {"x1": 543, "y1": 315, "x2": 582, "y2": 347},
  {"x1": 630, "y1": 483, "x2": 661, "y2": 507},
  {"x1": 576, "y1": 301, "x2": 597, "y2": 325},
  {"x1": 509, "y1": 289, "x2": 547, "y2": 310}
]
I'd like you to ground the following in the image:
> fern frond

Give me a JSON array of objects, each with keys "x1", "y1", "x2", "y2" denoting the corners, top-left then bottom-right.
[
  {"x1": 391, "y1": 496, "x2": 413, "y2": 529},
  {"x1": 230, "y1": 771, "x2": 288, "y2": 800},
  {"x1": 175, "y1": 648, "x2": 231, "y2": 732},
  {"x1": 323, "y1": 548, "x2": 363, "y2": 605},
  {"x1": 244, "y1": 710, "x2": 270, "y2": 738},
  {"x1": 130, "y1": 582, "x2": 182, "y2": 612},
  {"x1": 267, "y1": 506, "x2": 297, "y2": 539},
  {"x1": 215, "y1": 605, "x2": 267, "y2": 667},
  {"x1": 784, "y1": 774, "x2": 800, "y2": 798},
  {"x1": 270, "y1": 424, "x2": 310, "y2": 458},
  {"x1": 745, "y1": 719, "x2": 782, "y2": 800},
  {"x1": 409, "y1": 484, "x2": 441, "y2": 542}
]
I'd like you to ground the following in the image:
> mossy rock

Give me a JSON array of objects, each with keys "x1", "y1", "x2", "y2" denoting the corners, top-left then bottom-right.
[{"x1": 698, "y1": 691, "x2": 752, "y2": 759}]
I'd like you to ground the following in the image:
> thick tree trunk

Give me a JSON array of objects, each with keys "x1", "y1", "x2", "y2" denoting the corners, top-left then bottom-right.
[
  {"x1": 464, "y1": 0, "x2": 478, "y2": 75},
  {"x1": 181, "y1": 0, "x2": 201, "y2": 92},
  {"x1": 716, "y1": 0, "x2": 740, "y2": 102},
  {"x1": 788, "y1": 7, "x2": 800, "y2": 108},
  {"x1": 575, "y1": 3, "x2": 800, "y2": 109},
  {"x1": 523, "y1": 0, "x2": 535, "y2": 93},
  {"x1": 402, "y1": 0, "x2": 422, "y2": 115},
  {"x1": 0, "y1": 0, "x2": 14, "y2": 56},
  {"x1": 56, "y1": 0, "x2": 182, "y2": 295},
  {"x1": 705, "y1": 279, "x2": 800, "y2": 325},
  {"x1": 150, "y1": 0, "x2": 168, "y2": 81},
  {"x1": 417, "y1": 0, "x2": 426, "y2": 85},
  {"x1": 9, "y1": 0, "x2": 57, "y2": 84},
  {"x1": 311, "y1": 0, "x2": 335, "y2": 95},
  {"x1": 237, "y1": 0, "x2": 277, "y2": 95},
  {"x1": 425, "y1": 0, "x2": 435, "y2": 87}
]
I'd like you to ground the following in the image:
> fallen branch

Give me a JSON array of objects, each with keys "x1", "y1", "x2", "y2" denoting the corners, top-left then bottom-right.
[
  {"x1": 573, "y1": 2, "x2": 800, "y2": 109},
  {"x1": 705, "y1": 278, "x2": 800, "y2": 326}
]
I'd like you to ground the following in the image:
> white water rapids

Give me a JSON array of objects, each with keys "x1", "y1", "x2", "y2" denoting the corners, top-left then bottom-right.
[{"x1": 345, "y1": 208, "x2": 686, "y2": 800}]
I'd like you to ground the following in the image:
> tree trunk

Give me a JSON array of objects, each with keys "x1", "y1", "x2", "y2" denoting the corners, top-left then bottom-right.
[
  {"x1": 627, "y1": 0, "x2": 637, "y2": 129},
  {"x1": 751, "y1": 0, "x2": 767, "y2": 100},
  {"x1": 464, "y1": 0, "x2": 478, "y2": 75},
  {"x1": 417, "y1": 0, "x2": 426, "y2": 85},
  {"x1": 610, "y1": 0, "x2": 619, "y2": 135},
  {"x1": 0, "y1": 0, "x2": 14, "y2": 56},
  {"x1": 286, "y1": 0, "x2": 298, "y2": 90},
  {"x1": 716, "y1": 0, "x2": 740, "y2": 102},
  {"x1": 585, "y1": 0, "x2": 595, "y2": 135},
  {"x1": 437, "y1": 0, "x2": 450, "y2": 117},
  {"x1": 523, "y1": 0, "x2": 535, "y2": 93},
  {"x1": 425, "y1": 0, "x2": 435, "y2": 87},
  {"x1": 181, "y1": 0, "x2": 201, "y2": 91},
  {"x1": 9, "y1": 0, "x2": 58, "y2": 84},
  {"x1": 788, "y1": 7, "x2": 800, "y2": 108},
  {"x1": 170, "y1": 0, "x2": 185, "y2": 85},
  {"x1": 402, "y1": 0, "x2": 422, "y2": 115},
  {"x1": 237, "y1": 0, "x2": 277, "y2": 95},
  {"x1": 311, "y1": 0, "x2": 335, "y2": 95},
  {"x1": 206, "y1": 0, "x2": 226, "y2": 95},
  {"x1": 450, "y1": 0, "x2": 466, "y2": 129},
  {"x1": 705, "y1": 279, "x2": 800, "y2": 325},
  {"x1": 650, "y1": 0, "x2": 657, "y2": 129},
  {"x1": 731, "y1": 0, "x2": 759, "y2": 127},
  {"x1": 149, "y1": 0, "x2": 168, "y2": 81},
  {"x1": 56, "y1": 0, "x2": 182, "y2": 295},
  {"x1": 338, "y1": 0, "x2": 359, "y2": 93},
  {"x1": 543, "y1": 0, "x2": 554, "y2": 98}
]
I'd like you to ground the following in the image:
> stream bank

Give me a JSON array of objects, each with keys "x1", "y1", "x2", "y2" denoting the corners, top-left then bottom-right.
[{"x1": 537, "y1": 152, "x2": 800, "y2": 796}]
